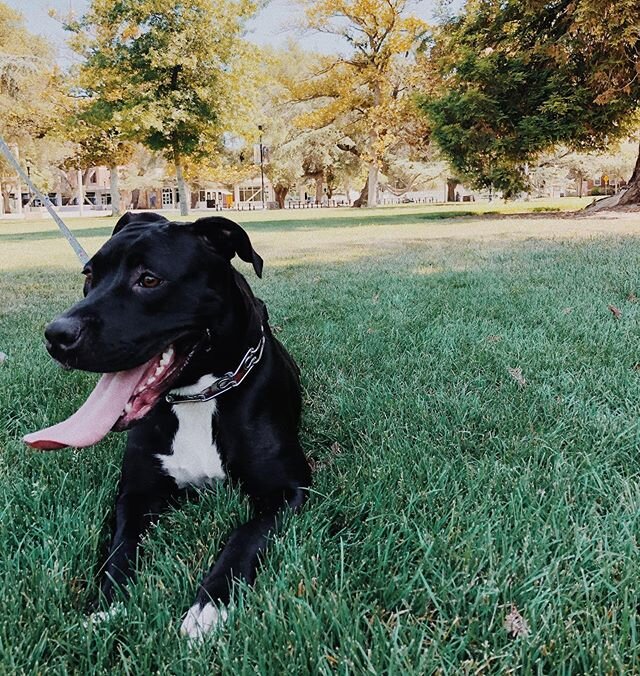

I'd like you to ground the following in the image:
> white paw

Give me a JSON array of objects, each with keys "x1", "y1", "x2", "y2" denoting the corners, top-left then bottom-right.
[
  {"x1": 83, "y1": 602, "x2": 127, "y2": 628},
  {"x1": 180, "y1": 602, "x2": 228, "y2": 641}
]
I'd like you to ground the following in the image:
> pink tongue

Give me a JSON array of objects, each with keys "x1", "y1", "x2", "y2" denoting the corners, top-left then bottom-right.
[{"x1": 23, "y1": 361, "x2": 152, "y2": 450}]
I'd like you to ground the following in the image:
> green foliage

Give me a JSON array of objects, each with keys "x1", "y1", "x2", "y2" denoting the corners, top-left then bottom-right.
[
  {"x1": 0, "y1": 2, "x2": 60, "y2": 142},
  {"x1": 420, "y1": 0, "x2": 640, "y2": 196},
  {"x1": 61, "y1": 123, "x2": 133, "y2": 171},
  {"x1": 0, "y1": 3, "x2": 70, "y2": 211},
  {"x1": 69, "y1": 0, "x2": 258, "y2": 160}
]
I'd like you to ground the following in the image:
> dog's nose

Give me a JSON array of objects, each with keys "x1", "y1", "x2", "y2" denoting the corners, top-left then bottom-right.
[{"x1": 45, "y1": 317, "x2": 84, "y2": 352}]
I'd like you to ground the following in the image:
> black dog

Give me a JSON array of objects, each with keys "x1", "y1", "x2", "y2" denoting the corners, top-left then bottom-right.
[{"x1": 24, "y1": 212, "x2": 311, "y2": 638}]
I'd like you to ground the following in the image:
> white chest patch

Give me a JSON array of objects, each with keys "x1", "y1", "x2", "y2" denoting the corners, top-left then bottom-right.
[{"x1": 157, "y1": 375, "x2": 226, "y2": 489}]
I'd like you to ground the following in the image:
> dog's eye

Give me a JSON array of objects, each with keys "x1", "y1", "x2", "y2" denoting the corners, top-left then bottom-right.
[{"x1": 138, "y1": 273, "x2": 162, "y2": 289}]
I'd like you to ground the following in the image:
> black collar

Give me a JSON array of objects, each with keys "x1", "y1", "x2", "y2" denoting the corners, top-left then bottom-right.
[{"x1": 165, "y1": 326, "x2": 265, "y2": 405}]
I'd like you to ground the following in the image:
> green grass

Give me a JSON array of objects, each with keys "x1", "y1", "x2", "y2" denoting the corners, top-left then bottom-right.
[{"x1": 2, "y1": 204, "x2": 640, "y2": 673}]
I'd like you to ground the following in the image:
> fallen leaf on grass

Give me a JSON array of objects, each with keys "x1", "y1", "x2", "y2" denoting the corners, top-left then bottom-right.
[
  {"x1": 325, "y1": 654, "x2": 339, "y2": 667},
  {"x1": 507, "y1": 367, "x2": 527, "y2": 387},
  {"x1": 608, "y1": 304, "x2": 622, "y2": 319},
  {"x1": 330, "y1": 441, "x2": 342, "y2": 455},
  {"x1": 628, "y1": 293, "x2": 638, "y2": 303},
  {"x1": 486, "y1": 335, "x2": 502, "y2": 343},
  {"x1": 504, "y1": 604, "x2": 530, "y2": 638},
  {"x1": 562, "y1": 307, "x2": 573, "y2": 315}
]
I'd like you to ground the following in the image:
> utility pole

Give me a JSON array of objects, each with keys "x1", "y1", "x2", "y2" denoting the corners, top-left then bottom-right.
[
  {"x1": 26, "y1": 159, "x2": 32, "y2": 209},
  {"x1": 258, "y1": 124, "x2": 265, "y2": 209},
  {"x1": 77, "y1": 168, "x2": 84, "y2": 216}
]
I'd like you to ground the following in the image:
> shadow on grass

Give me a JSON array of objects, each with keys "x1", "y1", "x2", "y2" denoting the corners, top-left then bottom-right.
[{"x1": 0, "y1": 209, "x2": 482, "y2": 243}]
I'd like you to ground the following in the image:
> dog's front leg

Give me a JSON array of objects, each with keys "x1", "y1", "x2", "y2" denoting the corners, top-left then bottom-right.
[
  {"x1": 96, "y1": 433, "x2": 179, "y2": 606},
  {"x1": 99, "y1": 490, "x2": 173, "y2": 604},
  {"x1": 180, "y1": 486, "x2": 307, "y2": 639}
]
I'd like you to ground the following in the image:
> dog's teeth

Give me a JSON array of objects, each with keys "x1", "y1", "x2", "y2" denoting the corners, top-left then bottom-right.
[
  {"x1": 147, "y1": 376, "x2": 156, "y2": 384},
  {"x1": 160, "y1": 347, "x2": 175, "y2": 365},
  {"x1": 124, "y1": 403, "x2": 132, "y2": 413},
  {"x1": 155, "y1": 365, "x2": 164, "y2": 376}
]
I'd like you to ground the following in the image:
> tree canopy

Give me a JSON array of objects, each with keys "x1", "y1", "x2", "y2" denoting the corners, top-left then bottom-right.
[
  {"x1": 290, "y1": 0, "x2": 429, "y2": 206},
  {"x1": 0, "y1": 2, "x2": 64, "y2": 212},
  {"x1": 68, "y1": 0, "x2": 259, "y2": 214},
  {"x1": 420, "y1": 0, "x2": 640, "y2": 198}
]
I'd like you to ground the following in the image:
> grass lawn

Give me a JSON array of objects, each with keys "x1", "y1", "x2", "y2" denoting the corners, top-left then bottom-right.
[{"x1": 2, "y1": 204, "x2": 640, "y2": 673}]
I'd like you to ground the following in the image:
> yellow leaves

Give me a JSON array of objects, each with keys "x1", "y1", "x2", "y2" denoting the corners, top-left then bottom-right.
[
  {"x1": 0, "y1": 6, "x2": 62, "y2": 144},
  {"x1": 289, "y1": 0, "x2": 429, "y2": 168}
]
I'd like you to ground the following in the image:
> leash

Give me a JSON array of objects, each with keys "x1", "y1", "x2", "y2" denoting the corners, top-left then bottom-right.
[
  {"x1": 0, "y1": 135, "x2": 89, "y2": 265},
  {"x1": 165, "y1": 327, "x2": 266, "y2": 404}
]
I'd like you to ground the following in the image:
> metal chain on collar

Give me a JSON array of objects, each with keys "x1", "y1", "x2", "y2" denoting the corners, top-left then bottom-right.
[{"x1": 165, "y1": 326, "x2": 266, "y2": 405}]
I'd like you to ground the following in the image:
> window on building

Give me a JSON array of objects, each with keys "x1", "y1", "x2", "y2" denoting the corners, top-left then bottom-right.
[{"x1": 239, "y1": 186, "x2": 262, "y2": 202}]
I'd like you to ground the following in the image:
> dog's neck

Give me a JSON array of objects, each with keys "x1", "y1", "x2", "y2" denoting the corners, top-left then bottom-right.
[{"x1": 176, "y1": 271, "x2": 265, "y2": 387}]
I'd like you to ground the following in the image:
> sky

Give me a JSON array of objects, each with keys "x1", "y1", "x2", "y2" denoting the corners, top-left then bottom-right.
[{"x1": 6, "y1": 0, "x2": 441, "y2": 66}]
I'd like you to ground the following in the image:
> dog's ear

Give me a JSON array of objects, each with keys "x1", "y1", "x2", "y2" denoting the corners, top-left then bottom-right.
[
  {"x1": 191, "y1": 216, "x2": 263, "y2": 278},
  {"x1": 112, "y1": 211, "x2": 169, "y2": 235}
]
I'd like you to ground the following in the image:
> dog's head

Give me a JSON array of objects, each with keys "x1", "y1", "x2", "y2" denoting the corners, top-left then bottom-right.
[{"x1": 41, "y1": 212, "x2": 263, "y2": 431}]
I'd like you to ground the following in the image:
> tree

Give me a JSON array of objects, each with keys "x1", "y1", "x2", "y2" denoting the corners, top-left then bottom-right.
[
  {"x1": 529, "y1": 141, "x2": 639, "y2": 198},
  {"x1": 253, "y1": 46, "x2": 364, "y2": 208},
  {"x1": 62, "y1": 121, "x2": 134, "y2": 216},
  {"x1": 0, "y1": 3, "x2": 61, "y2": 213},
  {"x1": 420, "y1": 0, "x2": 640, "y2": 202},
  {"x1": 68, "y1": 0, "x2": 258, "y2": 216},
  {"x1": 292, "y1": 0, "x2": 428, "y2": 206}
]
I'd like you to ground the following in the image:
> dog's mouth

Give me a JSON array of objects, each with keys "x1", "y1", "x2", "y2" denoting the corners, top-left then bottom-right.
[
  {"x1": 23, "y1": 339, "x2": 199, "y2": 451},
  {"x1": 112, "y1": 342, "x2": 191, "y2": 431}
]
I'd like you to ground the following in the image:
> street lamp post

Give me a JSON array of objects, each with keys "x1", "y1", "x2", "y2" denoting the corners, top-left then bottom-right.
[
  {"x1": 258, "y1": 124, "x2": 265, "y2": 209},
  {"x1": 26, "y1": 160, "x2": 32, "y2": 210}
]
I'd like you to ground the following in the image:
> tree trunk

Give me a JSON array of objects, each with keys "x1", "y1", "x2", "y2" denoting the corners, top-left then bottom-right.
[
  {"x1": 343, "y1": 179, "x2": 351, "y2": 204},
  {"x1": 174, "y1": 149, "x2": 189, "y2": 216},
  {"x1": 446, "y1": 179, "x2": 458, "y2": 202},
  {"x1": 109, "y1": 165, "x2": 121, "y2": 217},
  {"x1": 315, "y1": 175, "x2": 324, "y2": 203},
  {"x1": 367, "y1": 164, "x2": 378, "y2": 207},
  {"x1": 1, "y1": 184, "x2": 11, "y2": 214},
  {"x1": 274, "y1": 185, "x2": 288, "y2": 209},
  {"x1": 618, "y1": 142, "x2": 640, "y2": 206},
  {"x1": 367, "y1": 82, "x2": 382, "y2": 208},
  {"x1": 352, "y1": 177, "x2": 369, "y2": 207},
  {"x1": 131, "y1": 188, "x2": 140, "y2": 210}
]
